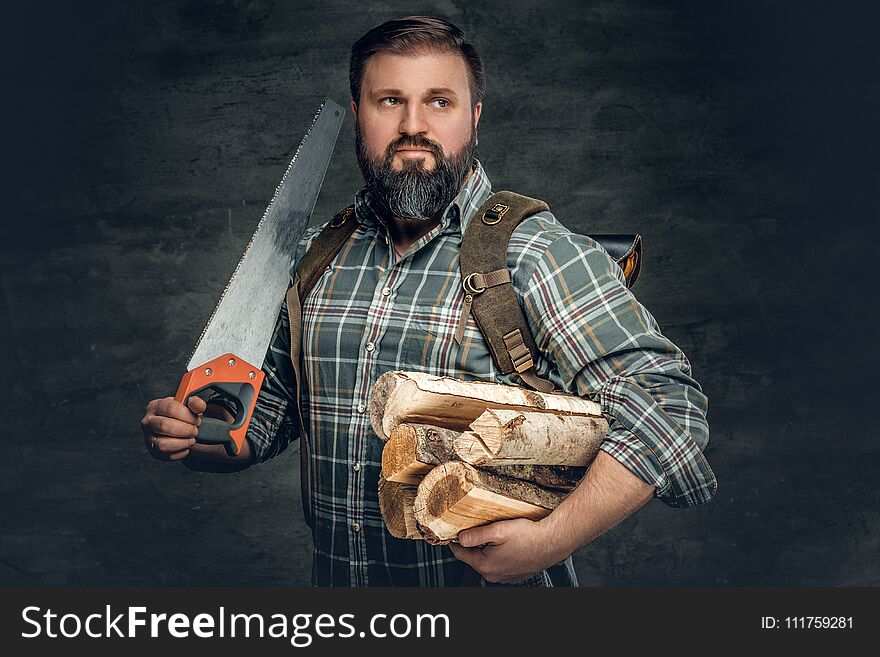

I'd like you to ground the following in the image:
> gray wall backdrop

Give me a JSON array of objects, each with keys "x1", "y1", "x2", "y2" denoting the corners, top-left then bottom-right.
[{"x1": 2, "y1": 0, "x2": 877, "y2": 586}]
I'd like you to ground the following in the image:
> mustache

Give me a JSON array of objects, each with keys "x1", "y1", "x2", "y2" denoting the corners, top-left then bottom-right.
[{"x1": 383, "y1": 135, "x2": 444, "y2": 161}]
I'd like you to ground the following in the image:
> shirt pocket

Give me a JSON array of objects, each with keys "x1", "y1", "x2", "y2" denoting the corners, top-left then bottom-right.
[
  {"x1": 394, "y1": 304, "x2": 450, "y2": 367},
  {"x1": 394, "y1": 303, "x2": 495, "y2": 378}
]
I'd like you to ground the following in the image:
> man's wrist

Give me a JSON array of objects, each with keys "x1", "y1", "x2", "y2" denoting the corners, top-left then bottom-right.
[
  {"x1": 536, "y1": 506, "x2": 580, "y2": 564},
  {"x1": 535, "y1": 451, "x2": 657, "y2": 561}
]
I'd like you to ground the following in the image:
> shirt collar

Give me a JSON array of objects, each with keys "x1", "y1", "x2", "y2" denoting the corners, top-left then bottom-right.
[{"x1": 352, "y1": 158, "x2": 493, "y2": 237}]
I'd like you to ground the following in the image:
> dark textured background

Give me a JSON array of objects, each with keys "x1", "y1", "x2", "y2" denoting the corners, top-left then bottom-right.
[{"x1": 1, "y1": 0, "x2": 877, "y2": 586}]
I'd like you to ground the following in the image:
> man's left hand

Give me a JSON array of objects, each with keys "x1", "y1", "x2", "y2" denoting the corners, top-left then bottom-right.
[{"x1": 448, "y1": 518, "x2": 565, "y2": 584}]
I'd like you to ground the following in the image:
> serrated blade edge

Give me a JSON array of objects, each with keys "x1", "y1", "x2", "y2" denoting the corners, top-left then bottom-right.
[{"x1": 186, "y1": 98, "x2": 344, "y2": 370}]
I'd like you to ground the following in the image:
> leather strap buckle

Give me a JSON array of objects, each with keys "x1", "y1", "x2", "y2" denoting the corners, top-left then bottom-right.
[
  {"x1": 463, "y1": 272, "x2": 487, "y2": 295},
  {"x1": 481, "y1": 203, "x2": 509, "y2": 225},
  {"x1": 329, "y1": 206, "x2": 353, "y2": 228}
]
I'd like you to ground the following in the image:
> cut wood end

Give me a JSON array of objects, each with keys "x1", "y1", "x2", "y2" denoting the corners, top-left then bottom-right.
[
  {"x1": 413, "y1": 462, "x2": 563, "y2": 542},
  {"x1": 386, "y1": 465, "x2": 432, "y2": 485},
  {"x1": 378, "y1": 476, "x2": 422, "y2": 540},
  {"x1": 381, "y1": 424, "x2": 417, "y2": 477},
  {"x1": 413, "y1": 463, "x2": 470, "y2": 524},
  {"x1": 478, "y1": 408, "x2": 527, "y2": 428},
  {"x1": 453, "y1": 431, "x2": 493, "y2": 465},
  {"x1": 421, "y1": 526, "x2": 452, "y2": 546},
  {"x1": 369, "y1": 371, "x2": 408, "y2": 440},
  {"x1": 381, "y1": 379, "x2": 428, "y2": 438},
  {"x1": 427, "y1": 463, "x2": 472, "y2": 519}
]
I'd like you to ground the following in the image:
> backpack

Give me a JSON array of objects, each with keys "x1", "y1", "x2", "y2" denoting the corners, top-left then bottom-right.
[{"x1": 284, "y1": 191, "x2": 642, "y2": 529}]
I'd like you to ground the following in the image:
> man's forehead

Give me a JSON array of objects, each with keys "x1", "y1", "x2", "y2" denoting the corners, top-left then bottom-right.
[{"x1": 361, "y1": 51, "x2": 470, "y2": 95}]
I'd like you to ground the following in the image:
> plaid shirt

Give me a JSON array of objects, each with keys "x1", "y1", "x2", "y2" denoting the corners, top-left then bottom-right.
[{"x1": 228, "y1": 159, "x2": 716, "y2": 587}]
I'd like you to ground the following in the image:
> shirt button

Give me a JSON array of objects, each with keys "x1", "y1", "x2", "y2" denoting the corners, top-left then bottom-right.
[
  {"x1": 357, "y1": 403, "x2": 366, "y2": 414},
  {"x1": 353, "y1": 462, "x2": 361, "y2": 472},
  {"x1": 381, "y1": 287, "x2": 391, "y2": 297},
  {"x1": 352, "y1": 522, "x2": 361, "y2": 533},
  {"x1": 365, "y1": 342, "x2": 375, "y2": 352}
]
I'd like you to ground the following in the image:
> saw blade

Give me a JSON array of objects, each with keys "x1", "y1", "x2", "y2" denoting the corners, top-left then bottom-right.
[{"x1": 186, "y1": 98, "x2": 344, "y2": 370}]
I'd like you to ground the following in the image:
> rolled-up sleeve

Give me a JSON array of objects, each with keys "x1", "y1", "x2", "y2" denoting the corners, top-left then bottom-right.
[{"x1": 519, "y1": 231, "x2": 717, "y2": 508}]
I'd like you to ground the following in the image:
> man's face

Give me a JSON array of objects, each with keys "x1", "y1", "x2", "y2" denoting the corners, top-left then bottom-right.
[{"x1": 352, "y1": 50, "x2": 482, "y2": 221}]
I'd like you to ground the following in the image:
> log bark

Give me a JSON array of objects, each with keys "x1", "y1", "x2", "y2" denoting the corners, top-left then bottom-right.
[
  {"x1": 455, "y1": 409, "x2": 607, "y2": 466},
  {"x1": 382, "y1": 423, "x2": 586, "y2": 490},
  {"x1": 369, "y1": 370, "x2": 603, "y2": 441},
  {"x1": 489, "y1": 464, "x2": 586, "y2": 491},
  {"x1": 413, "y1": 462, "x2": 567, "y2": 543},
  {"x1": 378, "y1": 475, "x2": 422, "y2": 540}
]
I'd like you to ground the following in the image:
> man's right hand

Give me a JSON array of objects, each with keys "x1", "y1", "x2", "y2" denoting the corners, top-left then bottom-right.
[
  {"x1": 141, "y1": 396, "x2": 254, "y2": 466},
  {"x1": 140, "y1": 396, "x2": 204, "y2": 462}
]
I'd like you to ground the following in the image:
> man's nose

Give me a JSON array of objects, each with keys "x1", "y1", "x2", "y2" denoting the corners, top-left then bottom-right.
[{"x1": 398, "y1": 103, "x2": 428, "y2": 136}]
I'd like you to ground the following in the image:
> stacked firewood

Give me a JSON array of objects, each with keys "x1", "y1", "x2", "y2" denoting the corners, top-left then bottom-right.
[{"x1": 370, "y1": 371, "x2": 609, "y2": 544}]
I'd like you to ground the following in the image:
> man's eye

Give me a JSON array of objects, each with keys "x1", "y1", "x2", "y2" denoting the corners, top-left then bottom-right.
[
  {"x1": 431, "y1": 98, "x2": 450, "y2": 108},
  {"x1": 381, "y1": 97, "x2": 399, "y2": 106}
]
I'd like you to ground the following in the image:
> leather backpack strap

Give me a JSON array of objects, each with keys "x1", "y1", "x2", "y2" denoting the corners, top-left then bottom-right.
[
  {"x1": 286, "y1": 205, "x2": 358, "y2": 530},
  {"x1": 459, "y1": 191, "x2": 557, "y2": 393},
  {"x1": 459, "y1": 192, "x2": 644, "y2": 394}
]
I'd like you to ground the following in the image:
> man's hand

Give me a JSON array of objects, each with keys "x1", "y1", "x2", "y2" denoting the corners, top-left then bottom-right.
[
  {"x1": 141, "y1": 396, "x2": 203, "y2": 462},
  {"x1": 449, "y1": 518, "x2": 564, "y2": 584},
  {"x1": 140, "y1": 396, "x2": 254, "y2": 464},
  {"x1": 448, "y1": 451, "x2": 656, "y2": 584}
]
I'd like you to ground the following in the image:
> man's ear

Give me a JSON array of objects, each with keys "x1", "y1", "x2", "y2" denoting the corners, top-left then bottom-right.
[
  {"x1": 473, "y1": 101, "x2": 482, "y2": 130},
  {"x1": 350, "y1": 99, "x2": 358, "y2": 120}
]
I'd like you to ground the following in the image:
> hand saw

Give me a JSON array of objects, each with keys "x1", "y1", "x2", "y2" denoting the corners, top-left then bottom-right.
[{"x1": 174, "y1": 98, "x2": 344, "y2": 457}]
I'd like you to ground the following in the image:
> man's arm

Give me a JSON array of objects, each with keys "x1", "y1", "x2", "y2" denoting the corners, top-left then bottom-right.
[
  {"x1": 539, "y1": 451, "x2": 655, "y2": 557},
  {"x1": 450, "y1": 451, "x2": 654, "y2": 583},
  {"x1": 513, "y1": 228, "x2": 717, "y2": 506},
  {"x1": 451, "y1": 222, "x2": 716, "y2": 581},
  {"x1": 144, "y1": 224, "x2": 326, "y2": 472}
]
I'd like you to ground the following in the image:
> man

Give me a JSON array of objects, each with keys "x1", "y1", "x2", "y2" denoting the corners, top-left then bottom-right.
[{"x1": 140, "y1": 16, "x2": 716, "y2": 586}]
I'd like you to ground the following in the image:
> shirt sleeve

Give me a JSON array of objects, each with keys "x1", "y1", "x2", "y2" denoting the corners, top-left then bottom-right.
[
  {"x1": 518, "y1": 231, "x2": 717, "y2": 508},
  {"x1": 248, "y1": 295, "x2": 301, "y2": 462}
]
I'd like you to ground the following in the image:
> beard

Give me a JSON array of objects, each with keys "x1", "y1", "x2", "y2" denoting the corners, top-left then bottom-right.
[{"x1": 355, "y1": 122, "x2": 477, "y2": 222}]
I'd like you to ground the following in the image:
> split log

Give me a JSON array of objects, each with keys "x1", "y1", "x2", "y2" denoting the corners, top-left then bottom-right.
[
  {"x1": 381, "y1": 424, "x2": 459, "y2": 484},
  {"x1": 382, "y1": 423, "x2": 586, "y2": 490},
  {"x1": 370, "y1": 370, "x2": 603, "y2": 441},
  {"x1": 378, "y1": 475, "x2": 422, "y2": 540},
  {"x1": 413, "y1": 462, "x2": 567, "y2": 543},
  {"x1": 454, "y1": 409, "x2": 607, "y2": 466}
]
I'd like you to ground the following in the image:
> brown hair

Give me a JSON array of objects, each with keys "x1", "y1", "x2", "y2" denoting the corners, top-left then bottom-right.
[{"x1": 350, "y1": 16, "x2": 485, "y2": 110}]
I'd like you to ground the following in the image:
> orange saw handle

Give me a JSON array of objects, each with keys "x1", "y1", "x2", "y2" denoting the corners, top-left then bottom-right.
[{"x1": 174, "y1": 353, "x2": 265, "y2": 457}]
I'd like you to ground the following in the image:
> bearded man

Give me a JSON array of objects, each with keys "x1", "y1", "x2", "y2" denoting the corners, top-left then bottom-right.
[{"x1": 140, "y1": 16, "x2": 716, "y2": 586}]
